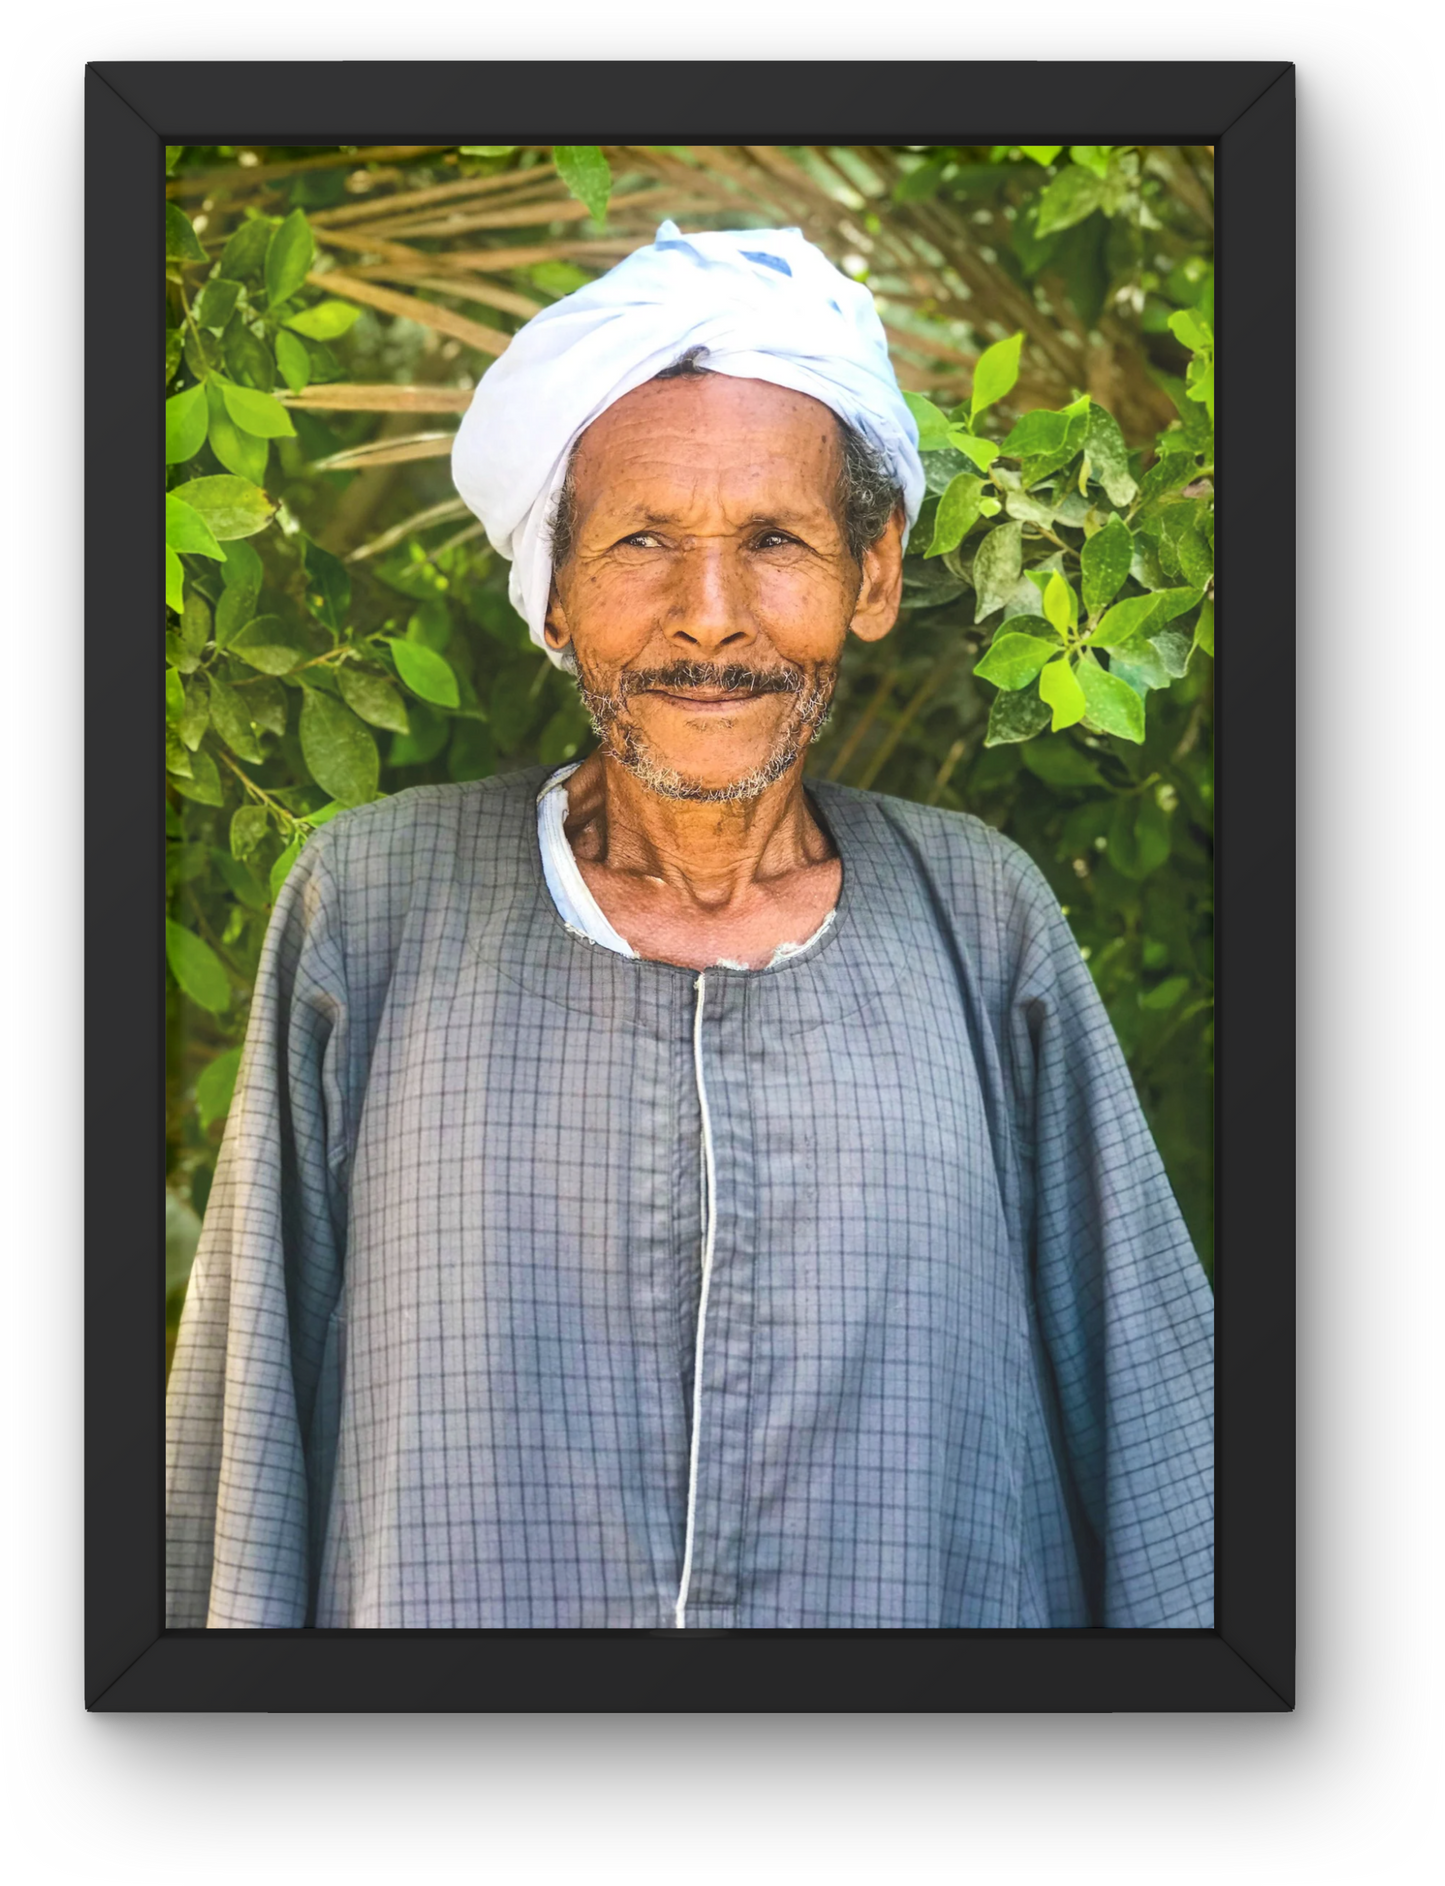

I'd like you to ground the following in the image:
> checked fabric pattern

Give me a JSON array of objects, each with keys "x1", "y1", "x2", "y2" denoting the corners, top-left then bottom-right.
[{"x1": 166, "y1": 769, "x2": 1214, "y2": 1630}]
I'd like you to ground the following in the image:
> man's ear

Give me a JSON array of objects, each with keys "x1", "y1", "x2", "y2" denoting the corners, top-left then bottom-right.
[
  {"x1": 848, "y1": 506, "x2": 905, "y2": 645},
  {"x1": 543, "y1": 579, "x2": 574, "y2": 656}
]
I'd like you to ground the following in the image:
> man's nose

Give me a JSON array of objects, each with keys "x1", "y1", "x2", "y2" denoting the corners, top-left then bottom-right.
[{"x1": 663, "y1": 544, "x2": 754, "y2": 656}]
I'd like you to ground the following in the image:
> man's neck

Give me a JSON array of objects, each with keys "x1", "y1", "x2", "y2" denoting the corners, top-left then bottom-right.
[{"x1": 563, "y1": 750, "x2": 833, "y2": 902}]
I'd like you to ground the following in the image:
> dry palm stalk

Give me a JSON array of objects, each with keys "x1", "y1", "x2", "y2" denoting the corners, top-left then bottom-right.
[
  {"x1": 347, "y1": 496, "x2": 471, "y2": 563},
  {"x1": 308, "y1": 163, "x2": 559, "y2": 227},
  {"x1": 305, "y1": 271, "x2": 511, "y2": 355},
  {"x1": 436, "y1": 240, "x2": 644, "y2": 271},
  {"x1": 167, "y1": 146, "x2": 447, "y2": 197},
  {"x1": 308, "y1": 432, "x2": 456, "y2": 473},
  {"x1": 279, "y1": 385, "x2": 476, "y2": 414},
  {"x1": 369, "y1": 186, "x2": 707, "y2": 241},
  {"x1": 346, "y1": 269, "x2": 542, "y2": 320}
]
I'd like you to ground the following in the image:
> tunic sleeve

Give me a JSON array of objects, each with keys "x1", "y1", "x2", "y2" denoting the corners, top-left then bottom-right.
[
  {"x1": 997, "y1": 834, "x2": 1215, "y2": 1628},
  {"x1": 166, "y1": 834, "x2": 351, "y2": 1628}
]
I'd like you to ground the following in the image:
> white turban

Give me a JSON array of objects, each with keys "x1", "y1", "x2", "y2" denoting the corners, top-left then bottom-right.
[{"x1": 450, "y1": 220, "x2": 925, "y2": 663}]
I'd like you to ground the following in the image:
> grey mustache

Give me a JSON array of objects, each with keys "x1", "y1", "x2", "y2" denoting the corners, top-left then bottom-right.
[{"x1": 620, "y1": 662, "x2": 803, "y2": 699}]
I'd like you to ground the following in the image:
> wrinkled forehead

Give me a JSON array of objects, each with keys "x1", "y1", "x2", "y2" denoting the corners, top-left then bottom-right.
[{"x1": 568, "y1": 372, "x2": 846, "y2": 513}]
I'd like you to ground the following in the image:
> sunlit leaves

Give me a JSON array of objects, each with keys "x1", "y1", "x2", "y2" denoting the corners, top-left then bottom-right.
[
  {"x1": 298, "y1": 690, "x2": 378, "y2": 805},
  {"x1": 205, "y1": 380, "x2": 269, "y2": 483},
  {"x1": 195, "y1": 277, "x2": 241, "y2": 331},
  {"x1": 283, "y1": 299, "x2": 362, "y2": 341},
  {"x1": 1083, "y1": 404, "x2": 1137, "y2": 507},
  {"x1": 1019, "y1": 146, "x2": 1062, "y2": 166},
  {"x1": 1034, "y1": 165, "x2": 1105, "y2": 237},
  {"x1": 553, "y1": 145, "x2": 612, "y2": 225},
  {"x1": 972, "y1": 519, "x2": 1023, "y2": 621},
  {"x1": 197, "y1": 1046, "x2": 243, "y2": 1130},
  {"x1": 206, "y1": 674, "x2": 264, "y2": 763},
  {"x1": 390, "y1": 637, "x2": 460, "y2": 708},
  {"x1": 984, "y1": 684, "x2": 1051, "y2": 746},
  {"x1": 165, "y1": 382, "x2": 208, "y2": 462},
  {"x1": 166, "y1": 920, "x2": 230, "y2": 1013},
  {"x1": 173, "y1": 474, "x2": 277, "y2": 539},
  {"x1": 969, "y1": 332, "x2": 1022, "y2": 423},
  {"x1": 219, "y1": 379, "x2": 296, "y2": 439},
  {"x1": 1080, "y1": 514, "x2": 1133, "y2": 616},
  {"x1": 230, "y1": 805, "x2": 270, "y2": 861},
  {"x1": 228, "y1": 616, "x2": 302, "y2": 674},
  {"x1": 947, "y1": 429, "x2": 998, "y2": 473},
  {"x1": 165, "y1": 202, "x2": 207, "y2": 264},
  {"x1": 1075, "y1": 656, "x2": 1145, "y2": 742},
  {"x1": 926, "y1": 473, "x2": 985, "y2": 557},
  {"x1": 274, "y1": 329, "x2": 311, "y2": 393},
  {"x1": 1193, "y1": 598, "x2": 1215, "y2": 659},
  {"x1": 1043, "y1": 572, "x2": 1079, "y2": 637},
  {"x1": 338, "y1": 667, "x2": 410, "y2": 734},
  {"x1": 218, "y1": 215, "x2": 273, "y2": 285},
  {"x1": 903, "y1": 392, "x2": 951, "y2": 451},
  {"x1": 1038, "y1": 656, "x2": 1086, "y2": 731},
  {"x1": 974, "y1": 631, "x2": 1062, "y2": 691},
  {"x1": 165, "y1": 548, "x2": 184, "y2": 613},
  {"x1": 265, "y1": 209, "x2": 315, "y2": 307},
  {"x1": 165, "y1": 493, "x2": 224, "y2": 560}
]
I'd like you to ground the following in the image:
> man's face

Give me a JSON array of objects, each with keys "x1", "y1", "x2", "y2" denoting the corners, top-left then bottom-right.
[{"x1": 545, "y1": 374, "x2": 904, "y2": 802}]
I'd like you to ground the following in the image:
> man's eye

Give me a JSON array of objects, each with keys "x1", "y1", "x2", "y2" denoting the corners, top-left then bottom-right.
[
  {"x1": 755, "y1": 530, "x2": 798, "y2": 550},
  {"x1": 619, "y1": 532, "x2": 664, "y2": 550}
]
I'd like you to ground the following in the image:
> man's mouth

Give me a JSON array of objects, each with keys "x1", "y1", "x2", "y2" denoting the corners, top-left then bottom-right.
[{"x1": 645, "y1": 686, "x2": 772, "y2": 712}]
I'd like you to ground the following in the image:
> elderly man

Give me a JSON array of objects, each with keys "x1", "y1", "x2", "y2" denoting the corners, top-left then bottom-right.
[{"x1": 167, "y1": 223, "x2": 1214, "y2": 1631}]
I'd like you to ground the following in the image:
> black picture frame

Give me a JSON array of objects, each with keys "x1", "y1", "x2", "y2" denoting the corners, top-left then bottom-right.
[{"x1": 88, "y1": 59, "x2": 1294, "y2": 1712}]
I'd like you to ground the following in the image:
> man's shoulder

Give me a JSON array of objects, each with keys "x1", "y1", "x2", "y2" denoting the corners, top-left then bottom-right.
[
  {"x1": 810, "y1": 778, "x2": 1046, "y2": 903},
  {"x1": 302, "y1": 768, "x2": 550, "y2": 903}
]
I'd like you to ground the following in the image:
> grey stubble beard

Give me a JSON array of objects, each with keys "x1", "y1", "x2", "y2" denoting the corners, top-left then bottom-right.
[{"x1": 573, "y1": 658, "x2": 839, "y2": 804}]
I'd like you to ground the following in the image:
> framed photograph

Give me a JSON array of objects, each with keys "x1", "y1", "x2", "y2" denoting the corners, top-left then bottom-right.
[{"x1": 89, "y1": 60, "x2": 1293, "y2": 1710}]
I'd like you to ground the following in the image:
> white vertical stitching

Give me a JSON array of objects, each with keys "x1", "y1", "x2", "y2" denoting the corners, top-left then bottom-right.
[{"x1": 675, "y1": 971, "x2": 718, "y2": 1629}]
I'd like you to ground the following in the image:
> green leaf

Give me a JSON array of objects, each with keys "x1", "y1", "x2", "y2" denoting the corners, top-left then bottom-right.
[
  {"x1": 165, "y1": 920, "x2": 230, "y2": 1014},
  {"x1": 165, "y1": 328, "x2": 183, "y2": 386},
  {"x1": 1176, "y1": 526, "x2": 1213, "y2": 590},
  {"x1": 1192, "y1": 597, "x2": 1215, "y2": 659},
  {"x1": 165, "y1": 726, "x2": 193, "y2": 777},
  {"x1": 460, "y1": 145, "x2": 516, "y2": 156},
  {"x1": 406, "y1": 600, "x2": 453, "y2": 651},
  {"x1": 1091, "y1": 591, "x2": 1166, "y2": 650},
  {"x1": 179, "y1": 590, "x2": 212, "y2": 659},
  {"x1": 218, "y1": 378, "x2": 296, "y2": 440},
  {"x1": 337, "y1": 666, "x2": 410, "y2": 734},
  {"x1": 972, "y1": 520, "x2": 1023, "y2": 622},
  {"x1": 1075, "y1": 656, "x2": 1145, "y2": 742},
  {"x1": 165, "y1": 667, "x2": 185, "y2": 722},
  {"x1": 1020, "y1": 739, "x2": 1104, "y2": 788},
  {"x1": 205, "y1": 379, "x2": 270, "y2": 483},
  {"x1": 302, "y1": 536, "x2": 351, "y2": 631},
  {"x1": 926, "y1": 474, "x2": 985, "y2": 557},
  {"x1": 1149, "y1": 585, "x2": 1203, "y2": 626},
  {"x1": 1108, "y1": 642, "x2": 1172, "y2": 697},
  {"x1": 228, "y1": 617, "x2": 302, "y2": 674},
  {"x1": 1140, "y1": 975, "x2": 1190, "y2": 1012},
  {"x1": 170, "y1": 741, "x2": 224, "y2": 805},
  {"x1": 218, "y1": 215, "x2": 274, "y2": 285},
  {"x1": 165, "y1": 382, "x2": 209, "y2": 463},
  {"x1": 165, "y1": 202, "x2": 207, "y2": 264},
  {"x1": 1108, "y1": 795, "x2": 1171, "y2": 880},
  {"x1": 528, "y1": 260, "x2": 593, "y2": 297},
  {"x1": 269, "y1": 835, "x2": 302, "y2": 901},
  {"x1": 214, "y1": 586, "x2": 253, "y2": 648},
  {"x1": 197, "y1": 1046, "x2": 243, "y2": 1130},
  {"x1": 903, "y1": 391, "x2": 952, "y2": 452},
  {"x1": 946, "y1": 430, "x2": 998, "y2": 473},
  {"x1": 1080, "y1": 514, "x2": 1133, "y2": 617},
  {"x1": 230, "y1": 804, "x2": 270, "y2": 860},
  {"x1": 1069, "y1": 145, "x2": 1114, "y2": 178},
  {"x1": 195, "y1": 276, "x2": 241, "y2": 331},
  {"x1": 974, "y1": 631, "x2": 1062, "y2": 691},
  {"x1": 220, "y1": 537, "x2": 263, "y2": 598},
  {"x1": 173, "y1": 474, "x2": 277, "y2": 540},
  {"x1": 1019, "y1": 146, "x2": 1062, "y2": 166},
  {"x1": 390, "y1": 637, "x2": 460, "y2": 708},
  {"x1": 984, "y1": 684, "x2": 1052, "y2": 746},
  {"x1": 389, "y1": 699, "x2": 449, "y2": 767},
  {"x1": 1038, "y1": 656, "x2": 1086, "y2": 730},
  {"x1": 1043, "y1": 572, "x2": 1078, "y2": 636},
  {"x1": 1083, "y1": 405, "x2": 1137, "y2": 506},
  {"x1": 970, "y1": 332, "x2": 1023, "y2": 422},
  {"x1": 299, "y1": 690, "x2": 379, "y2": 805},
  {"x1": 207, "y1": 673, "x2": 264, "y2": 763},
  {"x1": 165, "y1": 146, "x2": 184, "y2": 172},
  {"x1": 274, "y1": 328, "x2": 312, "y2": 393},
  {"x1": 283, "y1": 299, "x2": 362, "y2": 341},
  {"x1": 165, "y1": 493, "x2": 224, "y2": 560},
  {"x1": 224, "y1": 321, "x2": 276, "y2": 393},
  {"x1": 553, "y1": 145, "x2": 612, "y2": 225},
  {"x1": 1168, "y1": 307, "x2": 1213, "y2": 352},
  {"x1": 209, "y1": 845, "x2": 268, "y2": 912},
  {"x1": 1034, "y1": 166, "x2": 1105, "y2": 237},
  {"x1": 245, "y1": 676, "x2": 289, "y2": 736},
  {"x1": 178, "y1": 675, "x2": 210, "y2": 750},
  {"x1": 165, "y1": 548, "x2": 184, "y2": 614},
  {"x1": 1147, "y1": 627, "x2": 1193, "y2": 679},
  {"x1": 265, "y1": 209, "x2": 315, "y2": 307}
]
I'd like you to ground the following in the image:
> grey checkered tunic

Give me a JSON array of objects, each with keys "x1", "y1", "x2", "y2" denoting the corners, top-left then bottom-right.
[{"x1": 166, "y1": 767, "x2": 1214, "y2": 1630}]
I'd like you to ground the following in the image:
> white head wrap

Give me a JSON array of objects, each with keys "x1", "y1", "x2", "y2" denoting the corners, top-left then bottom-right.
[{"x1": 450, "y1": 220, "x2": 925, "y2": 663}]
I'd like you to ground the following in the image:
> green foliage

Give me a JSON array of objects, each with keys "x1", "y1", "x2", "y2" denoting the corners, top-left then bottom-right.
[{"x1": 165, "y1": 144, "x2": 1216, "y2": 1352}]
